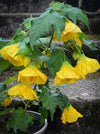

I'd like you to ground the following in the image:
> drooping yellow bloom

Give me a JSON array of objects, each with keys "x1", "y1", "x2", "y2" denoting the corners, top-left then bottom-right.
[
  {"x1": 0, "y1": 44, "x2": 24, "y2": 66},
  {"x1": 8, "y1": 84, "x2": 38, "y2": 101},
  {"x1": 1, "y1": 97, "x2": 12, "y2": 107},
  {"x1": 54, "y1": 61, "x2": 85, "y2": 86},
  {"x1": 61, "y1": 105, "x2": 83, "y2": 124},
  {"x1": 75, "y1": 54, "x2": 100, "y2": 75},
  {"x1": 23, "y1": 55, "x2": 31, "y2": 67},
  {"x1": 18, "y1": 66, "x2": 47, "y2": 85},
  {"x1": 54, "y1": 21, "x2": 82, "y2": 47}
]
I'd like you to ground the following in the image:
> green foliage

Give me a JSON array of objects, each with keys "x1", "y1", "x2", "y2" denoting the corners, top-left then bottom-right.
[
  {"x1": 29, "y1": 10, "x2": 66, "y2": 49},
  {"x1": 49, "y1": 1, "x2": 89, "y2": 28},
  {"x1": 3, "y1": 77, "x2": 17, "y2": 84},
  {"x1": 0, "y1": 38, "x2": 13, "y2": 49},
  {"x1": 6, "y1": 107, "x2": 33, "y2": 133},
  {"x1": 24, "y1": 14, "x2": 33, "y2": 29},
  {"x1": 47, "y1": 47, "x2": 66, "y2": 77},
  {"x1": 0, "y1": 82, "x2": 7, "y2": 92},
  {"x1": 32, "y1": 46, "x2": 49, "y2": 65},
  {"x1": 0, "y1": 82, "x2": 9, "y2": 103},
  {"x1": 0, "y1": 56, "x2": 12, "y2": 74},
  {"x1": 39, "y1": 107, "x2": 48, "y2": 124},
  {"x1": 12, "y1": 28, "x2": 26, "y2": 43},
  {"x1": 39, "y1": 92, "x2": 70, "y2": 121},
  {"x1": 83, "y1": 39, "x2": 99, "y2": 51},
  {"x1": 17, "y1": 41, "x2": 32, "y2": 55}
]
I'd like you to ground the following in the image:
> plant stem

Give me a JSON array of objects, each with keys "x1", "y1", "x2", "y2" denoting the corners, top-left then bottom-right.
[
  {"x1": 48, "y1": 29, "x2": 54, "y2": 48},
  {"x1": 24, "y1": 100, "x2": 30, "y2": 112}
]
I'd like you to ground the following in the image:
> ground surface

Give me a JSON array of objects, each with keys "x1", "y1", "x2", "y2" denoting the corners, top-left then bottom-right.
[
  {"x1": 0, "y1": 69, "x2": 100, "y2": 101},
  {"x1": 0, "y1": 68, "x2": 100, "y2": 134}
]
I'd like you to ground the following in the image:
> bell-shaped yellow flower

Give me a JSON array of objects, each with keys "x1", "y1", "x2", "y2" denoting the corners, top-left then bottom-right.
[
  {"x1": 54, "y1": 61, "x2": 85, "y2": 86},
  {"x1": 8, "y1": 84, "x2": 38, "y2": 101},
  {"x1": 0, "y1": 44, "x2": 24, "y2": 66},
  {"x1": 23, "y1": 55, "x2": 31, "y2": 67},
  {"x1": 1, "y1": 97, "x2": 12, "y2": 107},
  {"x1": 61, "y1": 105, "x2": 83, "y2": 124},
  {"x1": 18, "y1": 66, "x2": 47, "y2": 85},
  {"x1": 75, "y1": 54, "x2": 100, "y2": 75},
  {"x1": 54, "y1": 21, "x2": 82, "y2": 47}
]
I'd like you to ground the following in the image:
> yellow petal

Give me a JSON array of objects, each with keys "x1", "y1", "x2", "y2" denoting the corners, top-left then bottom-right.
[
  {"x1": 61, "y1": 105, "x2": 83, "y2": 124},
  {"x1": 8, "y1": 84, "x2": 38, "y2": 101},
  {"x1": 18, "y1": 67, "x2": 47, "y2": 85},
  {"x1": 75, "y1": 55, "x2": 100, "y2": 75},
  {"x1": 54, "y1": 21, "x2": 82, "y2": 47},
  {"x1": 0, "y1": 44, "x2": 24, "y2": 66},
  {"x1": 23, "y1": 55, "x2": 31, "y2": 67},
  {"x1": 54, "y1": 61, "x2": 85, "y2": 86},
  {"x1": 1, "y1": 97, "x2": 12, "y2": 107}
]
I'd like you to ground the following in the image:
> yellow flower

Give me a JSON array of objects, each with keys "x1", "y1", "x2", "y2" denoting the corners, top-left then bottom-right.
[
  {"x1": 54, "y1": 21, "x2": 82, "y2": 47},
  {"x1": 61, "y1": 105, "x2": 83, "y2": 124},
  {"x1": 23, "y1": 55, "x2": 31, "y2": 67},
  {"x1": 18, "y1": 66, "x2": 47, "y2": 85},
  {"x1": 8, "y1": 84, "x2": 38, "y2": 101},
  {"x1": 75, "y1": 54, "x2": 100, "y2": 75},
  {"x1": 1, "y1": 97, "x2": 12, "y2": 107},
  {"x1": 54, "y1": 61, "x2": 85, "y2": 86},
  {"x1": 0, "y1": 44, "x2": 24, "y2": 66}
]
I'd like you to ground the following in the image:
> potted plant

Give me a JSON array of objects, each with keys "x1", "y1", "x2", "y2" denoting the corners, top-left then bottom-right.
[{"x1": 0, "y1": 1, "x2": 100, "y2": 134}]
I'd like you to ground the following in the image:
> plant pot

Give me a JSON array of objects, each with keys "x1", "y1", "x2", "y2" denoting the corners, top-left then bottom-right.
[
  {"x1": 0, "y1": 111, "x2": 48, "y2": 134},
  {"x1": 27, "y1": 110, "x2": 48, "y2": 134}
]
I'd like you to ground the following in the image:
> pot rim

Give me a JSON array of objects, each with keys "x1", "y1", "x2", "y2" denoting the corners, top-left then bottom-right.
[{"x1": 26, "y1": 110, "x2": 48, "y2": 134}]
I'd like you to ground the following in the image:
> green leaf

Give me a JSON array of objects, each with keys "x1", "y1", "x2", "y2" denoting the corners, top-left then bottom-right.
[
  {"x1": 13, "y1": 28, "x2": 25, "y2": 43},
  {"x1": 57, "y1": 93, "x2": 70, "y2": 110},
  {"x1": 49, "y1": 1, "x2": 65, "y2": 11},
  {"x1": 17, "y1": 42, "x2": 32, "y2": 55},
  {"x1": 29, "y1": 10, "x2": 65, "y2": 49},
  {"x1": 0, "y1": 83, "x2": 7, "y2": 92},
  {"x1": 39, "y1": 107, "x2": 48, "y2": 124},
  {"x1": 0, "y1": 38, "x2": 13, "y2": 49},
  {"x1": 24, "y1": 14, "x2": 33, "y2": 29},
  {"x1": 49, "y1": 1, "x2": 89, "y2": 28},
  {"x1": 35, "y1": 37, "x2": 49, "y2": 45},
  {"x1": 39, "y1": 92, "x2": 70, "y2": 121},
  {"x1": 0, "y1": 56, "x2": 12, "y2": 74},
  {"x1": 39, "y1": 92, "x2": 61, "y2": 120},
  {"x1": 32, "y1": 46, "x2": 49, "y2": 65},
  {"x1": 62, "y1": 4, "x2": 89, "y2": 28},
  {"x1": 6, "y1": 107, "x2": 33, "y2": 133},
  {"x1": 47, "y1": 47, "x2": 65, "y2": 77},
  {"x1": 83, "y1": 39, "x2": 98, "y2": 51},
  {"x1": 3, "y1": 77, "x2": 17, "y2": 84}
]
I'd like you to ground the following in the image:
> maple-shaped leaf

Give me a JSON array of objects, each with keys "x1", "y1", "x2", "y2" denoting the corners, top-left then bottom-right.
[
  {"x1": 39, "y1": 92, "x2": 62, "y2": 121},
  {"x1": 62, "y1": 4, "x2": 89, "y2": 28},
  {"x1": 29, "y1": 9, "x2": 65, "y2": 49},
  {"x1": 6, "y1": 107, "x2": 33, "y2": 133},
  {"x1": 49, "y1": 1, "x2": 89, "y2": 29},
  {"x1": 47, "y1": 47, "x2": 66, "y2": 77},
  {"x1": 17, "y1": 41, "x2": 32, "y2": 55}
]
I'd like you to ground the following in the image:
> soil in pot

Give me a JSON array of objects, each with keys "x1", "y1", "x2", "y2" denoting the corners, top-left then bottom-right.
[{"x1": 0, "y1": 112, "x2": 45, "y2": 134}]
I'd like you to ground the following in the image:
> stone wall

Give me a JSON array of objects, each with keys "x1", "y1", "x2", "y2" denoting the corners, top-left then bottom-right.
[
  {"x1": 0, "y1": 0, "x2": 100, "y2": 38},
  {"x1": 0, "y1": 0, "x2": 100, "y2": 13}
]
